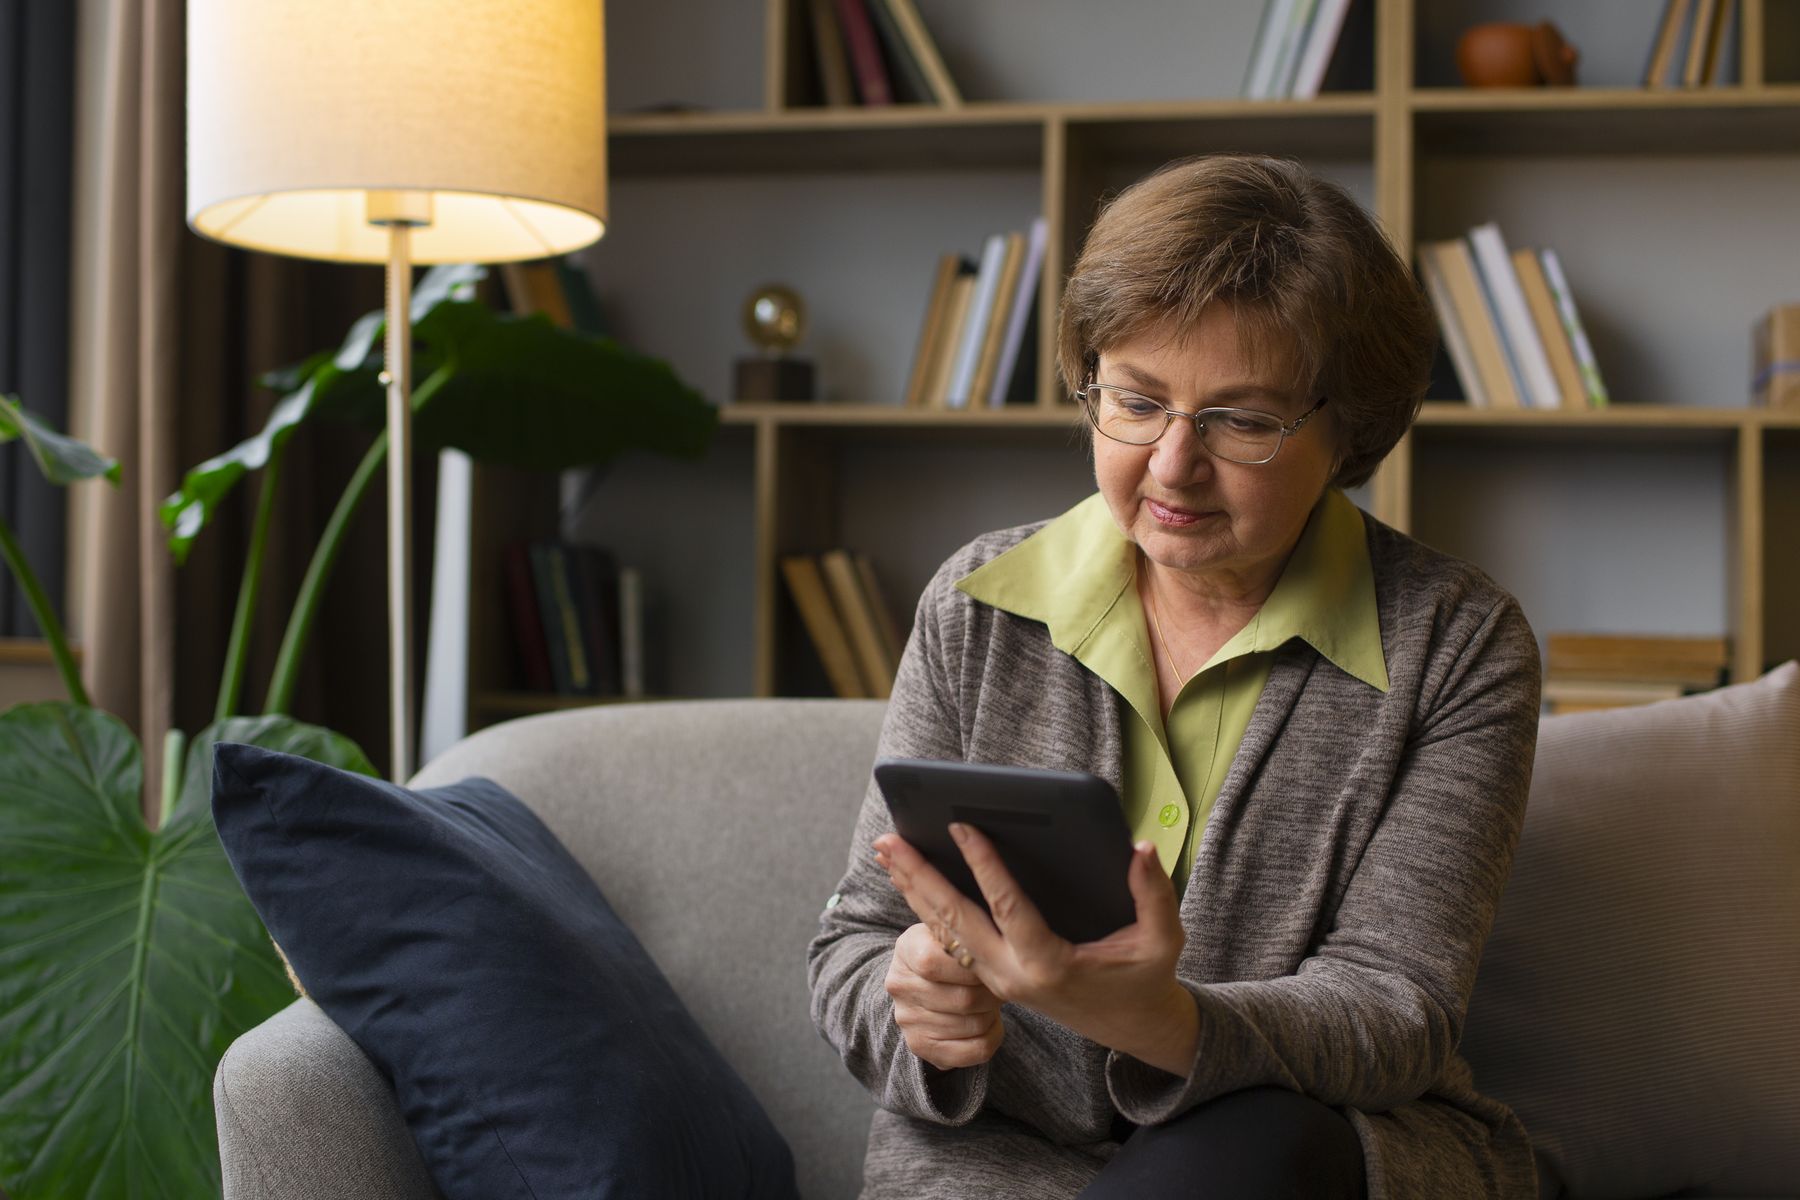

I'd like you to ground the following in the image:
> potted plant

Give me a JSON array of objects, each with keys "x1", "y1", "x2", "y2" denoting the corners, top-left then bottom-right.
[{"x1": 0, "y1": 263, "x2": 716, "y2": 1198}]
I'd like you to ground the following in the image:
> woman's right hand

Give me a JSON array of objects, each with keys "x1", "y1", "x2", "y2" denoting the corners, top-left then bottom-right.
[{"x1": 885, "y1": 921, "x2": 1005, "y2": 1071}]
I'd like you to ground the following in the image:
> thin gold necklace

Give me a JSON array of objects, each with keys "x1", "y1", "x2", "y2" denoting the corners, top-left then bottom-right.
[{"x1": 1141, "y1": 551, "x2": 1190, "y2": 685}]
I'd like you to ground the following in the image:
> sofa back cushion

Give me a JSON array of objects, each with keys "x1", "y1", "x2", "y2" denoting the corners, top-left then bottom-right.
[
  {"x1": 410, "y1": 698, "x2": 890, "y2": 1200},
  {"x1": 1461, "y1": 662, "x2": 1800, "y2": 1198}
]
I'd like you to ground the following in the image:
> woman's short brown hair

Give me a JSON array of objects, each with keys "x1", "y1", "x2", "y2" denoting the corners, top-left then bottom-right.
[{"x1": 1056, "y1": 153, "x2": 1436, "y2": 489}]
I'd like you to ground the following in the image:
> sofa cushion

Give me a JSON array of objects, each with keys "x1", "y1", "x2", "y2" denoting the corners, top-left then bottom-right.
[
  {"x1": 210, "y1": 742, "x2": 798, "y2": 1200},
  {"x1": 1460, "y1": 661, "x2": 1800, "y2": 1199}
]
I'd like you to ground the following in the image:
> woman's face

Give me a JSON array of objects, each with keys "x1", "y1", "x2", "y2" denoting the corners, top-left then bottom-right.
[{"x1": 1091, "y1": 307, "x2": 1340, "y2": 596}]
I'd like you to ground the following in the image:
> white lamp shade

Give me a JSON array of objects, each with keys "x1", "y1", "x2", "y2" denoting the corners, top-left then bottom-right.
[{"x1": 187, "y1": 0, "x2": 607, "y2": 264}]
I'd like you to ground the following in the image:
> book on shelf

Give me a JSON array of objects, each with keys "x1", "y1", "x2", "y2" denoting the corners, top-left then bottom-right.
[
  {"x1": 498, "y1": 256, "x2": 607, "y2": 336},
  {"x1": 1545, "y1": 631, "x2": 1730, "y2": 687},
  {"x1": 1645, "y1": 0, "x2": 1737, "y2": 87},
  {"x1": 820, "y1": 549, "x2": 897, "y2": 698},
  {"x1": 1752, "y1": 303, "x2": 1800, "y2": 407},
  {"x1": 529, "y1": 543, "x2": 590, "y2": 695},
  {"x1": 501, "y1": 260, "x2": 574, "y2": 328},
  {"x1": 906, "y1": 253, "x2": 973, "y2": 407},
  {"x1": 1243, "y1": 0, "x2": 1363, "y2": 99},
  {"x1": 909, "y1": 219, "x2": 1044, "y2": 409},
  {"x1": 811, "y1": 0, "x2": 959, "y2": 108},
  {"x1": 570, "y1": 545, "x2": 623, "y2": 697},
  {"x1": 921, "y1": 268, "x2": 978, "y2": 409},
  {"x1": 944, "y1": 232, "x2": 1010, "y2": 409},
  {"x1": 502, "y1": 541, "x2": 554, "y2": 693},
  {"x1": 966, "y1": 231, "x2": 1028, "y2": 410},
  {"x1": 1539, "y1": 248, "x2": 1610, "y2": 407},
  {"x1": 780, "y1": 554, "x2": 868, "y2": 698},
  {"x1": 1543, "y1": 631, "x2": 1729, "y2": 714},
  {"x1": 1511, "y1": 249, "x2": 1587, "y2": 410},
  {"x1": 806, "y1": 0, "x2": 856, "y2": 108},
  {"x1": 1418, "y1": 238, "x2": 1522, "y2": 408},
  {"x1": 1468, "y1": 222, "x2": 1563, "y2": 411},
  {"x1": 1421, "y1": 228, "x2": 1611, "y2": 410},
  {"x1": 1289, "y1": 0, "x2": 1353, "y2": 99},
  {"x1": 618, "y1": 566, "x2": 646, "y2": 700},
  {"x1": 985, "y1": 216, "x2": 1049, "y2": 408},
  {"x1": 1542, "y1": 678, "x2": 1687, "y2": 715},
  {"x1": 853, "y1": 552, "x2": 907, "y2": 667},
  {"x1": 865, "y1": 0, "x2": 962, "y2": 106},
  {"x1": 504, "y1": 540, "x2": 642, "y2": 699},
  {"x1": 833, "y1": 0, "x2": 893, "y2": 105}
]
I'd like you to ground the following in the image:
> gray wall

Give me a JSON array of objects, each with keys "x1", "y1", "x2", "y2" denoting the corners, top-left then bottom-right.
[{"x1": 570, "y1": 0, "x2": 1794, "y2": 696}]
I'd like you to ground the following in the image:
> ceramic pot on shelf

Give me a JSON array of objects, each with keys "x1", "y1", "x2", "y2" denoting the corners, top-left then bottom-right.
[{"x1": 1456, "y1": 21, "x2": 1579, "y2": 87}]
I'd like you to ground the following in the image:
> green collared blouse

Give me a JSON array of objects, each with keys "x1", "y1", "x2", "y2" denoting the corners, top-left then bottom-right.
[{"x1": 954, "y1": 488, "x2": 1389, "y2": 900}]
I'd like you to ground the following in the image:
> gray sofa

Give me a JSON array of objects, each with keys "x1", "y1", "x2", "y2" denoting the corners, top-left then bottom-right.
[{"x1": 213, "y1": 675, "x2": 1800, "y2": 1199}]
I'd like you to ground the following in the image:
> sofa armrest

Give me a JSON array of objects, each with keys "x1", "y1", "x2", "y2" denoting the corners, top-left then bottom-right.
[{"x1": 213, "y1": 998, "x2": 442, "y2": 1200}]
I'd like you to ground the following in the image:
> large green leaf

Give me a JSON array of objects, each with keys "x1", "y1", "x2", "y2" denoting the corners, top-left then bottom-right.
[
  {"x1": 351, "y1": 301, "x2": 718, "y2": 470},
  {"x1": 156, "y1": 264, "x2": 487, "y2": 566},
  {"x1": 0, "y1": 394, "x2": 121, "y2": 487},
  {"x1": 0, "y1": 705, "x2": 374, "y2": 1199}
]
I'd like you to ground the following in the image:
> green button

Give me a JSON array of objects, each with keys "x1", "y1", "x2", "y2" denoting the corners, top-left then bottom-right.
[{"x1": 1158, "y1": 803, "x2": 1182, "y2": 828}]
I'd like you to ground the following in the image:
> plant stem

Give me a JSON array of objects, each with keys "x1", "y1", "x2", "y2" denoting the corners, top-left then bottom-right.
[
  {"x1": 263, "y1": 361, "x2": 455, "y2": 715},
  {"x1": 0, "y1": 510, "x2": 89, "y2": 707},
  {"x1": 158, "y1": 727, "x2": 186, "y2": 832},
  {"x1": 215, "y1": 449, "x2": 283, "y2": 723}
]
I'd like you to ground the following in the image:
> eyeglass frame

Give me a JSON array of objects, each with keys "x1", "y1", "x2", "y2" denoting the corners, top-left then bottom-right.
[{"x1": 1078, "y1": 381, "x2": 1330, "y2": 465}]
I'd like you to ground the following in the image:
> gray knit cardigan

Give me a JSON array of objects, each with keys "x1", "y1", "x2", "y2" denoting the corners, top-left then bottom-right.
[{"x1": 806, "y1": 507, "x2": 1543, "y2": 1200}]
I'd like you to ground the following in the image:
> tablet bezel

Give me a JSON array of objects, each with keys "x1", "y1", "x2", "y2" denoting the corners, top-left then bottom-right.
[{"x1": 871, "y1": 756, "x2": 1138, "y2": 944}]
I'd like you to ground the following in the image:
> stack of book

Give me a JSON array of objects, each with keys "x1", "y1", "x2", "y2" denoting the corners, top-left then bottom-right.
[
  {"x1": 1241, "y1": 0, "x2": 1362, "y2": 100},
  {"x1": 1542, "y1": 632, "x2": 1730, "y2": 714},
  {"x1": 805, "y1": 0, "x2": 961, "y2": 108},
  {"x1": 781, "y1": 550, "x2": 907, "y2": 698},
  {"x1": 905, "y1": 216, "x2": 1047, "y2": 410},
  {"x1": 1417, "y1": 222, "x2": 1610, "y2": 410},
  {"x1": 502, "y1": 540, "x2": 646, "y2": 700},
  {"x1": 1644, "y1": 0, "x2": 1738, "y2": 88}
]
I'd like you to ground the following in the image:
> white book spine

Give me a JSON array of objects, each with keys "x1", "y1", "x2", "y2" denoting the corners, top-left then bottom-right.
[
  {"x1": 945, "y1": 233, "x2": 1008, "y2": 409},
  {"x1": 987, "y1": 217, "x2": 1048, "y2": 408},
  {"x1": 1245, "y1": 0, "x2": 1299, "y2": 98},
  {"x1": 1539, "y1": 248, "x2": 1611, "y2": 407},
  {"x1": 1467, "y1": 222, "x2": 1562, "y2": 409},
  {"x1": 419, "y1": 448, "x2": 473, "y2": 766},
  {"x1": 1290, "y1": 0, "x2": 1351, "y2": 99},
  {"x1": 1272, "y1": 0, "x2": 1322, "y2": 98}
]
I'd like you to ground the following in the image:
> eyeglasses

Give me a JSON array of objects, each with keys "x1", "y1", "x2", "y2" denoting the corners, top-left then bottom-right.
[{"x1": 1080, "y1": 384, "x2": 1328, "y2": 465}]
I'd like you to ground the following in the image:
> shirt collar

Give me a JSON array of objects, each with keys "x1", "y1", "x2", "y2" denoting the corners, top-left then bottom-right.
[{"x1": 954, "y1": 488, "x2": 1389, "y2": 693}]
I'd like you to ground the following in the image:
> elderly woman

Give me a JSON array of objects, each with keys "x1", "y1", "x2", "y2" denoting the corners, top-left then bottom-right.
[{"x1": 806, "y1": 153, "x2": 1541, "y2": 1199}]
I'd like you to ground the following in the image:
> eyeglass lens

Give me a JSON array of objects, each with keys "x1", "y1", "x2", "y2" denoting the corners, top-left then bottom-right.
[{"x1": 1086, "y1": 387, "x2": 1284, "y2": 462}]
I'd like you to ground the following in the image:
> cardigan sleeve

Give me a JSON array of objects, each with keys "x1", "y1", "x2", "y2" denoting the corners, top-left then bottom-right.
[
  {"x1": 805, "y1": 556, "x2": 992, "y2": 1126},
  {"x1": 1106, "y1": 594, "x2": 1542, "y2": 1121}
]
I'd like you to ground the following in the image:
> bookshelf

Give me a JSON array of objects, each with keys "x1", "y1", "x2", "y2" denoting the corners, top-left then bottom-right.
[{"x1": 462, "y1": 0, "x2": 1800, "y2": 729}]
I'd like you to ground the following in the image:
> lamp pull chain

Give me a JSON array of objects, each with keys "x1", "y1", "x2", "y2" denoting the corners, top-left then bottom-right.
[{"x1": 385, "y1": 225, "x2": 415, "y2": 783}]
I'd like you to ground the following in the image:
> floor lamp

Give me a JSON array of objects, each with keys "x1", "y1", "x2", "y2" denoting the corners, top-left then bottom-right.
[{"x1": 185, "y1": 1, "x2": 608, "y2": 782}]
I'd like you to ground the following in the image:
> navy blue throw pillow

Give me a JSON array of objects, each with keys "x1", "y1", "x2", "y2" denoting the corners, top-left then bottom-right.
[{"x1": 211, "y1": 742, "x2": 798, "y2": 1200}]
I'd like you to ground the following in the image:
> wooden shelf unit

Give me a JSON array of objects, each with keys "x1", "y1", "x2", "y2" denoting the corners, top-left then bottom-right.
[{"x1": 464, "y1": 0, "x2": 1800, "y2": 727}]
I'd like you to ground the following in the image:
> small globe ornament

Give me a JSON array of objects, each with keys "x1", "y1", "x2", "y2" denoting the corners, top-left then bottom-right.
[
  {"x1": 742, "y1": 284, "x2": 806, "y2": 354},
  {"x1": 733, "y1": 283, "x2": 817, "y2": 402}
]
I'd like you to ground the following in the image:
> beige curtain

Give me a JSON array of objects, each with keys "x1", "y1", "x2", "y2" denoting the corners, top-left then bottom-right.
[{"x1": 68, "y1": 0, "x2": 415, "y2": 820}]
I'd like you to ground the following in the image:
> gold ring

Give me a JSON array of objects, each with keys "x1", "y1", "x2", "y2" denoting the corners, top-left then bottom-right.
[{"x1": 958, "y1": 952, "x2": 975, "y2": 968}]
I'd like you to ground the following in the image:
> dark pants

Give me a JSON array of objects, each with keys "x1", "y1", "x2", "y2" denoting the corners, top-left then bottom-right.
[{"x1": 1078, "y1": 1086, "x2": 1367, "y2": 1200}]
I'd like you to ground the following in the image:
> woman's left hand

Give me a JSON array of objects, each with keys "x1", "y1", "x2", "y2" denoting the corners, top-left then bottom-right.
[{"x1": 871, "y1": 822, "x2": 1199, "y2": 1078}]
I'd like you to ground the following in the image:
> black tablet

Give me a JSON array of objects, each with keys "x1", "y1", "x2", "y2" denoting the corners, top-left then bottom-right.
[{"x1": 872, "y1": 757, "x2": 1137, "y2": 944}]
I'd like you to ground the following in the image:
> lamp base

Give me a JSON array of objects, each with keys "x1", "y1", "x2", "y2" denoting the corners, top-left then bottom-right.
[{"x1": 733, "y1": 356, "x2": 815, "y2": 403}]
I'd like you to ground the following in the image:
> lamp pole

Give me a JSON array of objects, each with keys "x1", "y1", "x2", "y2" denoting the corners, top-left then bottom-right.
[{"x1": 370, "y1": 191, "x2": 430, "y2": 783}]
